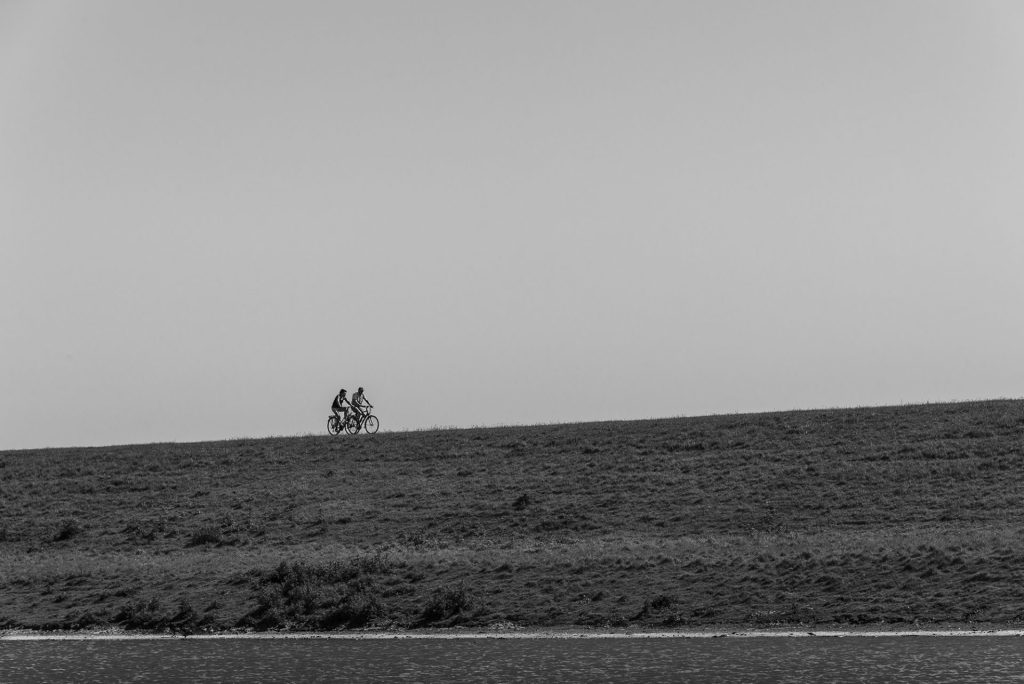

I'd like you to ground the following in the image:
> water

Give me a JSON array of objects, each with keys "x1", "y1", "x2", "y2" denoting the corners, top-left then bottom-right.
[{"x1": 3, "y1": 635, "x2": 1024, "y2": 683}]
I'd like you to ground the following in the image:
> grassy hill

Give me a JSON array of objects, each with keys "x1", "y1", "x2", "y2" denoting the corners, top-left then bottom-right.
[{"x1": 2, "y1": 400, "x2": 1023, "y2": 632}]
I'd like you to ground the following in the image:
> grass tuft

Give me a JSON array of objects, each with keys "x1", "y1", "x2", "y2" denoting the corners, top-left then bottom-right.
[
  {"x1": 187, "y1": 526, "x2": 222, "y2": 547},
  {"x1": 53, "y1": 518, "x2": 82, "y2": 542}
]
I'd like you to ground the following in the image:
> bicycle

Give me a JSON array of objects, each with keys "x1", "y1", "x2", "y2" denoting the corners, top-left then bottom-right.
[
  {"x1": 327, "y1": 409, "x2": 379, "y2": 435},
  {"x1": 351, "y1": 407, "x2": 379, "y2": 435}
]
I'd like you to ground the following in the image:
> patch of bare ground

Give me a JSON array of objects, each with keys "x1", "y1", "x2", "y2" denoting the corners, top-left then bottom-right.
[{"x1": 1, "y1": 399, "x2": 1023, "y2": 632}]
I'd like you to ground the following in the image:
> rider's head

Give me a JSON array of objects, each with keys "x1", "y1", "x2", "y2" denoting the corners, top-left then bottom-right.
[
  {"x1": 358, "y1": 387, "x2": 364, "y2": 393},
  {"x1": 339, "y1": 388, "x2": 346, "y2": 395}
]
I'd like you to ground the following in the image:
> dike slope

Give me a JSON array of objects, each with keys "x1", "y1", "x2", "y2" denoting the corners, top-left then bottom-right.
[{"x1": 1, "y1": 399, "x2": 1023, "y2": 633}]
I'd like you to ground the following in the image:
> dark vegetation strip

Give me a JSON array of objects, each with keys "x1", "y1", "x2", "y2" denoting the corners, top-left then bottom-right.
[{"x1": 1, "y1": 400, "x2": 1022, "y2": 632}]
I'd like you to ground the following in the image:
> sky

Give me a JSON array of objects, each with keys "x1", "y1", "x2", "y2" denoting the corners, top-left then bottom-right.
[{"x1": 3, "y1": 1, "x2": 1024, "y2": 450}]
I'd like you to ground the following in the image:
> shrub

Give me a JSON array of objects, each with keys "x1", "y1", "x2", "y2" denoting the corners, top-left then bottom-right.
[
  {"x1": 114, "y1": 597, "x2": 166, "y2": 629},
  {"x1": 351, "y1": 549, "x2": 395, "y2": 575},
  {"x1": 70, "y1": 610, "x2": 110, "y2": 630},
  {"x1": 318, "y1": 589, "x2": 382, "y2": 629},
  {"x1": 634, "y1": 594, "x2": 676, "y2": 619},
  {"x1": 419, "y1": 583, "x2": 472, "y2": 626},
  {"x1": 240, "y1": 558, "x2": 390, "y2": 630},
  {"x1": 169, "y1": 598, "x2": 201, "y2": 634}
]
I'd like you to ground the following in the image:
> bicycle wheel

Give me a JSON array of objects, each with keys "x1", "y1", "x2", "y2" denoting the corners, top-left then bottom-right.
[
  {"x1": 327, "y1": 416, "x2": 341, "y2": 436},
  {"x1": 345, "y1": 418, "x2": 360, "y2": 435},
  {"x1": 363, "y1": 415, "x2": 379, "y2": 434}
]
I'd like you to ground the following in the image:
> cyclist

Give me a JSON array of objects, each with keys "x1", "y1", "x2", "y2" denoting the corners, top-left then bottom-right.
[
  {"x1": 351, "y1": 387, "x2": 373, "y2": 425},
  {"x1": 331, "y1": 388, "x2": 354, "y2": 425}
]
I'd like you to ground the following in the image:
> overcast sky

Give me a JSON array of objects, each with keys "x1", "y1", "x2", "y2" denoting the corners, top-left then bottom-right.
[{"x1": 3, "y1": 1, "x2": 1023, "y2": 450}]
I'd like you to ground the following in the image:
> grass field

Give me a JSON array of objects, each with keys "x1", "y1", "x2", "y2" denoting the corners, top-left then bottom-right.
[{"x1": 2, "y1": 399, "x2": 1023, "y2": 633}]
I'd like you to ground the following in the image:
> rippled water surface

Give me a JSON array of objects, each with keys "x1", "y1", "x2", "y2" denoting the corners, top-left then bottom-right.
[{"x1": 3, "y1": 636, "x2": 1024, "y2": 683}]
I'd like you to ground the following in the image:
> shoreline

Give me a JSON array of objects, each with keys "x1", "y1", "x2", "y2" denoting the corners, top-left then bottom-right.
[{"x1": 5, "y1": 626, "x2": 1024, "y2": 641}]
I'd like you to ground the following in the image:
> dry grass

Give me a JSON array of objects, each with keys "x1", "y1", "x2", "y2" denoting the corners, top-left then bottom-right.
[{"x1": 1, "y1": 399, "x2": 1023, "y2": 631}]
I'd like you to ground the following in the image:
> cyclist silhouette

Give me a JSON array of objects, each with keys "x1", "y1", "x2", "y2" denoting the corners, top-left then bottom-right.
[
  {"x1": 330, "y1": 388, "x2": 354, "y2": 424},
  {"x1": 351, "y1": 387, "x2": 373, "y2": 424}
]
